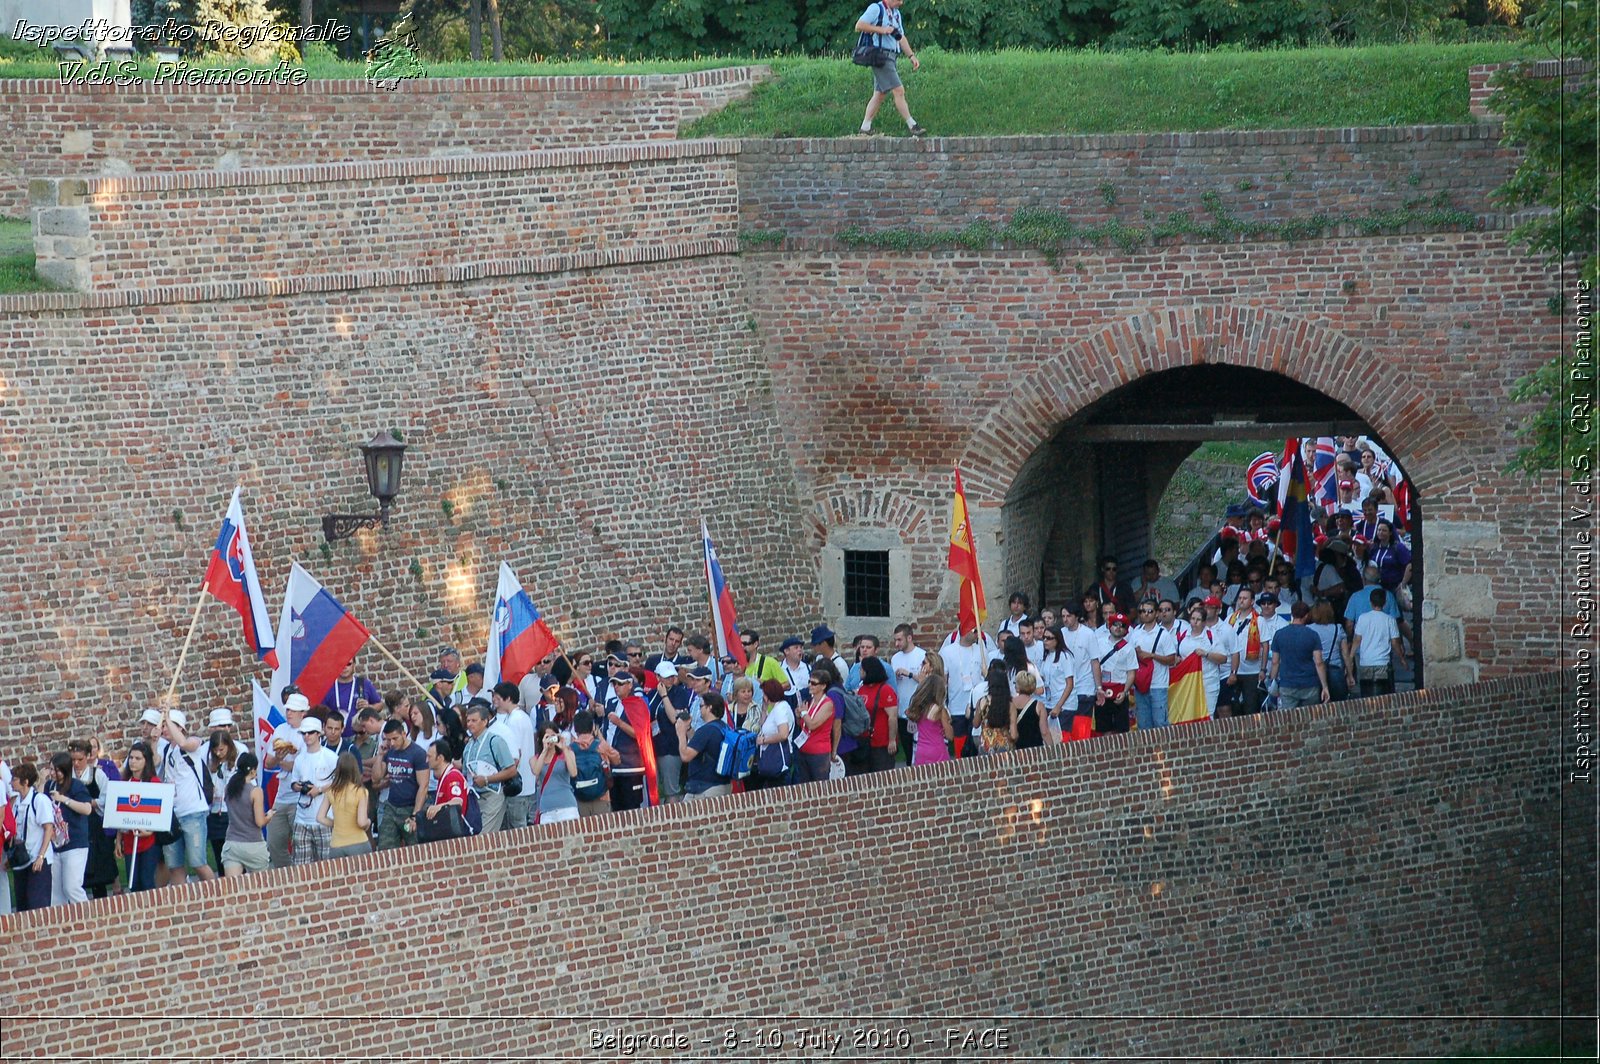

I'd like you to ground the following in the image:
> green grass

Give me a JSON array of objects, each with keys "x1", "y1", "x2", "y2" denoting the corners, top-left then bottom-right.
[
  {"x1": 0, "y1": 217, "x2": 53, "y2": 296},
  {"x1": 686, "y1": 42, "x2": 1535, "y2": 138}
]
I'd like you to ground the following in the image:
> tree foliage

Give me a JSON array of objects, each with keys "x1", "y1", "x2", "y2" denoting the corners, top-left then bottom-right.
[{"x1": 1491, "y1": 0, "x2": 1598, "y2": 473}]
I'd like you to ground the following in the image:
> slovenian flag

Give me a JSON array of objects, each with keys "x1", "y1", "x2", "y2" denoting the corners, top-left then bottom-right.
[
  {"x1": 252, "y1": 680, "x2": 286, "y2": 809},
  {"x1": 203, "y1": 487, "x2": 278, "y2": 668},
  {"x1": 483, "y1": 562, "x2": 560, "y2": 689},
  {"x1": 268, "y1": 564, "x2": 371, "y2": 706},
  {"x1": 703, "y1": 521, "x2": 747, "y2": 669}
]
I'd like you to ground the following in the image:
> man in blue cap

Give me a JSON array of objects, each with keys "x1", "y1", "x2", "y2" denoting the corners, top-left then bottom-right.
[{"x1": 810, "y1": 625, "x2": 848, "y2": 682}]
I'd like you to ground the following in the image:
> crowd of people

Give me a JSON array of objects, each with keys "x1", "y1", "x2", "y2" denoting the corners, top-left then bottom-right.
[{"x1": 1, "y1": 440, "x2": 1414, "y2": 914}]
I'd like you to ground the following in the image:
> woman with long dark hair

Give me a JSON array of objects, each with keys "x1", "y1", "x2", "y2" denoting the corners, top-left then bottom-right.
[
  {"x1": 221, "y1": 752, "x2": 272, "y2": 876},
  {"x1": 118, "y1": 743, "x2": 160, "y2": 891},
  {"x1": 45, "y1": 751, "x2": 92, "y2": 906},
  {"x1": 975, "y1": 661, "x2": 1015, "y2": 754},
  {"x1": 206, "y1": 730, "x2": 241, "y2": 872},
  {"x1": 1038, "y1": 625, "x2": 1072, "y2": 741}
]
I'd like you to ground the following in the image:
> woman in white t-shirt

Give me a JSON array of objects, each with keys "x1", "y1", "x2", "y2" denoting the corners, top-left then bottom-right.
[
  {"x1": 1037, "y1": 626, "x2": 1073, "y2": 740},
  {"x1": 8, "y1": 762, "x2": 56, "y2": 912},
  {"x1": 750, "y1": 680, "x2": 795, "y2": 791}
]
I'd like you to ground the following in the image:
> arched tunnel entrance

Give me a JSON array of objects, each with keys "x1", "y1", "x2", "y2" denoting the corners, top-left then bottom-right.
[{"x1": 999, "y1": 364, "x2": 1424, "y2": 684}]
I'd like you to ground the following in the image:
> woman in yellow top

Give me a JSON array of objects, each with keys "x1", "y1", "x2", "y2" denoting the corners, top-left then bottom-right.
[{"x1": 316, "y1": 752, "x2": 372, "y2": 859}]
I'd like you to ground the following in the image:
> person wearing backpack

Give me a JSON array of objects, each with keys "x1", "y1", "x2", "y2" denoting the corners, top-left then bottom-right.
[
  {"x1": 44, "y1": 752, "x2": 92, "y2": 906},
  {"x1": 853, "y1": 0, "x2": 925, "y2": 137},
  {"x1": 679, "y1": 692, "x2": 734, "y2": 800},
  {"x1": 568, "y1": 711, "x2": 618, "y2": 817},
  {"x1": 8, "y1": 762, "x2": 56, "y2": 912},
  {"x1": 157, "y1": 709, "x2": 217, "y2": 883}
]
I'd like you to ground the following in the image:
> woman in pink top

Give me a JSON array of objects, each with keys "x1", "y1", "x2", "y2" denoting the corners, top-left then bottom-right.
[{"x1": 906, "y1": 654, "x2": 953, "y2": 765}]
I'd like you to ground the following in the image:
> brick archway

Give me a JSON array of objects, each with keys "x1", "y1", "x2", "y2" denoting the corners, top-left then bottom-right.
[{"x1": 954, "y1": 306, "x2": 1463, "y2": 506}]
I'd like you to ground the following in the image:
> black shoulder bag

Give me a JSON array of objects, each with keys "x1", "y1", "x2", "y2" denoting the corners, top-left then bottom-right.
[{"x1": 852, "y1": 3, "x2": 896, "y2": 67}]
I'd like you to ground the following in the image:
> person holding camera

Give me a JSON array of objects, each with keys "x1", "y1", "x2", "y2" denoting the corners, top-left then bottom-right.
[
  {"x1": 287, "y1": 716, "x2": 337, "y2": 866},
  {"x1": 854, "y1": 0, "x2": 924, "y2": 137},
  {"x1": 528, "y1": 723, "x2": 579, "y2": 825}
]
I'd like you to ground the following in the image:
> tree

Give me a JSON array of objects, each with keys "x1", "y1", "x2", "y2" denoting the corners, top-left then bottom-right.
[{"x1": 1491, "y1": 0, "x2": 1598, "y2": 473}]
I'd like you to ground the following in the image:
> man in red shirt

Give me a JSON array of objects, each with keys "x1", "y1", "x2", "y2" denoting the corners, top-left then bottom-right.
[{"x1": 424, "y1": 739, "x2": 468, "y2": 836}]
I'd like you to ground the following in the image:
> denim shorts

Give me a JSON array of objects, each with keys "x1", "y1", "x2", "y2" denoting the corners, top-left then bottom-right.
[{"x1": 163, "y1": 811, "x2": 209, "y2": 869}]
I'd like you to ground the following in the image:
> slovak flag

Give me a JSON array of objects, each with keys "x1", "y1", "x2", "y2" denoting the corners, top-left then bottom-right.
[
  {"x1": 268, "y1": 564, "x2": 370, "y2": 706},
  {"x1": 483, "y1": 562, "x2": 560, "y2": 690},
  {"x1": 703, "y1": 521, "x2": 747, "y2": 669},
  {"x1": 115, "y1": 792, "x2": 167, "y2": 815},
  {"x1": 203, "y1": 487, "x2": 278, "y2": 668},
  {"x1": 252, "y1": 680, "x2": 286, "y2": 809}
]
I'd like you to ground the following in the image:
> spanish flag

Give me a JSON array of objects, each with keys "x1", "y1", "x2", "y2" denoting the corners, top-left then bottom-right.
[
  {"x1": 948, "y1": 469, "x2": 988, "y2": 636},
  {"x1": 1167, "y1": 635, "x2": 1208, "y2": 724}
]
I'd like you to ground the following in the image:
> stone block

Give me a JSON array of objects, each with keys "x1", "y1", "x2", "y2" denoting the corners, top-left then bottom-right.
[
  {"x1": 60, "y1": 129, "x2": 92, "y2": 154},
  {"x1": 1423, "y1": 660, "x2": 1480, "y2": 688},
  {"x1": 33, "y1": 257, "x2": 89, "y2": 291},
  {"x1": 1429, "y1": 574, "x2": 1495, "y2": 618},
  {"x1": 35, "y1": 207, "x2": 89, "y2": 238},
  {"x1": 1422, "y1": 617, "x2": 1463, "y2": 661}
]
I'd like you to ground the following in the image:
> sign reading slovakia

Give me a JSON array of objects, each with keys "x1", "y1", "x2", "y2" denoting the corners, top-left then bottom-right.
[{"x1": 102, "y1": 781, "x2": 176, "y2": 832}]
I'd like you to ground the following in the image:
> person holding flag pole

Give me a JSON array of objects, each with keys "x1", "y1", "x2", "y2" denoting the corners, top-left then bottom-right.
[{"x1": 942, "y1": 468, "x2": 994, "y2": 758}]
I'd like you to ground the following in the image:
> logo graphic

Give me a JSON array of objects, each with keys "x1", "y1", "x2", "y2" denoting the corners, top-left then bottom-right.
[{"x1": 365, "y1": 9, "x2": 425, "y2": 89}]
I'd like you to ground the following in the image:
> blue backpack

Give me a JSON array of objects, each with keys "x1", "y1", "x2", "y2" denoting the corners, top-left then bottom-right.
[
  {"x1": 572, "y1": 740, "x2": 610, "y2": 801},
  {"x1": 715, "y1": 722, "x2": 759, "y2": 781}
]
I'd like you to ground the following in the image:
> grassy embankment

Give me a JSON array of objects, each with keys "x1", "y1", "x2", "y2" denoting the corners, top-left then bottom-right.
[{"x1": 0, "y1": 42, "x2": 1532, "y2": 293}]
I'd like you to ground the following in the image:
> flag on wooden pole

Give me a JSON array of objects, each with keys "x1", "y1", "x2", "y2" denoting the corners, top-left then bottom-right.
[{"x1": 948, "y1": 468, "x2": 988, "y2": 637}]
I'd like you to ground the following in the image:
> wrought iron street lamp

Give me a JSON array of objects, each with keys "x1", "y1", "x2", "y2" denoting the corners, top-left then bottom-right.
[{"x1": 322, "y1": 430, "x2": 407, "y2": 542}]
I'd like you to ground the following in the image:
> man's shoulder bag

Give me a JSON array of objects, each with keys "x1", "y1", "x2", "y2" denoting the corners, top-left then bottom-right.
[{"x1": 852, "y1": 2, "x2": 896, "y2": 66}]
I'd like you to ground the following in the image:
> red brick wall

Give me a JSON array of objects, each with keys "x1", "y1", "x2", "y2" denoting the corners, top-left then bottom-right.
[
  {"x1": 744, "y1": 230, "x2": 1564, "y2": 683},
  {"x1": 0, "y1": 673, "x2": 1581, "y2": 1059},
  {"x1": 737, "y1": 126, "x2": 1516, "y2": 239},
  {"x1": 0, "y1": 66, "x2": 769, "y2": 216},
  {"x1": 30, "y1": 141, "x2": 740, "y2": 291},
  {"x1": 0, "y1": 251, "x2": 818, "y2": 752},
  {"x1": 1469, "y1": 59, "x2": 1594, "y2": 119}
]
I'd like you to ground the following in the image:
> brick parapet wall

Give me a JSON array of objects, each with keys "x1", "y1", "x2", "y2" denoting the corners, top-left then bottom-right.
[
  {"x1": 28, "y1": 140, "x2": 742, "y2": 291},
  {"x1": 737, "y1": 125, "x2": 1518, "y2": 241},
  {"x1": 0, "y1": 673, "x2": 1583, "y2": 1059},
  {"x1": 0, "y1": 65, "x2": 770, "y2": 216},
  {"x1": 1469, "y1": 59, "x2": 1594, "y2": 118}
]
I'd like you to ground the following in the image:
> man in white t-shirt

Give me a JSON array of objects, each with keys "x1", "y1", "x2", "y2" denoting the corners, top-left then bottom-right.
[
  {"x1": 1128, "y1": 602, "x2": 1179, "y2": 729},
  {"x1": 1350, "y1": 587, "x2": 1406, "y2": 698},
  {"x1": 288, "y1": 717, "x2": 338, "y2": 866},
  {"x1": 1059, "y1": 609, "x2": 1101, "y2": 741},
  {"x1": 1098, "y1": 614, "x2": 1138, "y2": 734},
  {"x1": 778, "y1": 638, "x2": 811, "y2": 708},
  {"x1": 491, "y1": 682, "x2": 535, "y2": 831},
  {"x1": 1196, "y1": 596, "x2": 1238, "y2": 719},
  {"x1": 263, "y1": 692, "x2": 310, "y2": 869},
  {"x1": 157, "y1": 708, "x2": 215, "y2": 883},
  {"x1": 939, "y1": 628, "x2": 991, "y2": 756},
  {"x1": 888, "y1": 624, "x2": 926, "y2": 766},
  {"x1": 1020, "y1": 619, "x2": 1045, "y2": 669}
]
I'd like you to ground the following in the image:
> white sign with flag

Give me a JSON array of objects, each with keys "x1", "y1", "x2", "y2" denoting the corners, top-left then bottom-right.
[{"x1": 101, "y1": 780, "x2": 176, "y2": 832}]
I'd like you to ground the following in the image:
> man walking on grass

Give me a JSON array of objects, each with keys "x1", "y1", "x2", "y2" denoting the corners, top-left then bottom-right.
[{"x1": 856, "y1": 0, "x2": 925, "y2": 137}]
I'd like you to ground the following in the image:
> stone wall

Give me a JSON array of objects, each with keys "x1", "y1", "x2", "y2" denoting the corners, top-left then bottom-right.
[
  {"x1": 0, "y1": 66, "x2": 769, "y2": 216},
  {"x1": 0, "y1": 673, "x2": 1583, "y2": 1059},
  {"x1": 29, "y1": 141, "x2": 739, "y2": 291},
  {"x1": 1469, "y1": 59, "x2": 1594, "y2": 119}
]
